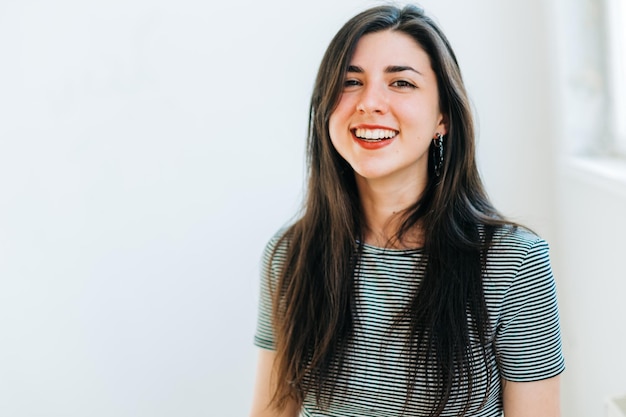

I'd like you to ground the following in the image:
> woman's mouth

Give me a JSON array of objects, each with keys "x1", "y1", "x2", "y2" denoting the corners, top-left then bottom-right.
[{"x1": 352, "y1": 128, "x2": 398, "y2": 142}]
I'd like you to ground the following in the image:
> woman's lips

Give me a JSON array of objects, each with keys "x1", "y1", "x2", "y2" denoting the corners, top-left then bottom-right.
[{"x1": 351, "y1": 127, "x2": 398, "y2": 150}]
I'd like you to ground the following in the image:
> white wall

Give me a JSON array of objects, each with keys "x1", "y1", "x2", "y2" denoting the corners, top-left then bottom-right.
[
  {"x1": 1, "y1": 0, "x2": 605, "y2": 416},
  {"x1": 556, "y1": 160, "x2": 626, "y2": 417},
  {"x1": 550, "y1": 0, "x2": 626, "y2": 416}
]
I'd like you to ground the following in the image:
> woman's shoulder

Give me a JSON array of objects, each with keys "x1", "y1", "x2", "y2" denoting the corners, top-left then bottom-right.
[
  {"x1": 483, "y1": 224, "x2": 553, "y2": 286},
  {"x1": 483, "y1": 225, "x2": 556, "y2": 313},
  {"x1": 488, "y1": 224, "x2": 549, "y2": 255},
  {"x1": 261, "y1": 226, "x2": 293, "y2": 276},
  {"x1": 263, "y1": 226, "x2": 292, "y2": 254}
]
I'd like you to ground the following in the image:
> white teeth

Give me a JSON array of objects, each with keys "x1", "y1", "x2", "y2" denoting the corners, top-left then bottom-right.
[{"x1": 354, "y1": 128, "x2": 397, "y2": 141}]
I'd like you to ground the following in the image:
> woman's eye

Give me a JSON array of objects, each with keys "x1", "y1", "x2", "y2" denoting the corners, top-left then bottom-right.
[
  {"x1": 344, "y1": 79, "x2": 362, "y2": 87},
  {"x1": 392, "y1": 80, "x2": 417, "y2": 88}
]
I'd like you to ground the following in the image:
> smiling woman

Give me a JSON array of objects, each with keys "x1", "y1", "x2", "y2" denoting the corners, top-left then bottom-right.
[
  {"x1": 328, "y1": 30, "x2": 446, "y2": 225},
  {"x1": 249, "y1": 5, "x2": 564, "y2": 417}
]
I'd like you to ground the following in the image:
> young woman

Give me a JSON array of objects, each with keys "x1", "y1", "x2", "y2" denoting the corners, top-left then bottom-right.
[{"x1": 250, "y1": 5, "x2": 565, "y2": 417}]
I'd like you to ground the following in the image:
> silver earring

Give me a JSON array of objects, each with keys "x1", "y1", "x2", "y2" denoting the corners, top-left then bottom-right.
[{"x1": 432, "y1": 133, "x2": 444, "y2": 177}]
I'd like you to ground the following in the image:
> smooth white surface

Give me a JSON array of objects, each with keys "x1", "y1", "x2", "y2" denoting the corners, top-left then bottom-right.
[
  {"x1": 604, "y1": 0, "x2": 626, "y2": 153},
  {"x1": 607, "y1": 395, "x2": 626, "y2": 417},
  {"x1": 556, "y1": 158, "x2": 626, "y2": 417},
  {"x1": 1, "y1": 0, "x2": 622, "y2": 416},
  {"x1": 550, "y1": 0, "x2": 626, "y2": 414}
]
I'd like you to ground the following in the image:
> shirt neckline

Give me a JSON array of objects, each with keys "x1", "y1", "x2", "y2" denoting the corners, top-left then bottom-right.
[{"x1": 359, "y1": 241, "x2": 424, "y2": 255}]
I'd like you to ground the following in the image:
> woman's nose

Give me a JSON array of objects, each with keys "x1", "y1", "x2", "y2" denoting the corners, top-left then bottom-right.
[{"x1": 356, "y1": 84, "x2": 389, "y2": 114}]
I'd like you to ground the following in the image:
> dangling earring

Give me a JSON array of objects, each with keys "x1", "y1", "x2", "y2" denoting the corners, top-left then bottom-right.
[{"x1": 432, "y1": 133, "x2": 444, "y2": 177}]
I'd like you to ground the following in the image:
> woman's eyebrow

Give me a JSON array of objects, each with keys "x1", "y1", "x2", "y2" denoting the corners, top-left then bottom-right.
[
  {"x1": 346, "y1": 64, "x2": 423, "y2": 75},
  {"x1": 347, "y1": 65, "x2": 364, "y2": 73},
  {"x1": 385, "y1": 65, "x2": 422, "y2": 75}
]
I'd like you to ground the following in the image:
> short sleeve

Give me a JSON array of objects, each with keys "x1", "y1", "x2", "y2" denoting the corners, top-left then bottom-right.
[
  {"x1": 253, "y1": 231, "x2": 287, "y2": 350},
  {"x1": 494, "y1": 238, "x2": 566, "y2": 381}
]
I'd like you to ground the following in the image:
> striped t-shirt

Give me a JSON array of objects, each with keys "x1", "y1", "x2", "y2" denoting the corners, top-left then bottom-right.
[{"x1": 254, "y1": 226, "x2": 565, "y2": 417}]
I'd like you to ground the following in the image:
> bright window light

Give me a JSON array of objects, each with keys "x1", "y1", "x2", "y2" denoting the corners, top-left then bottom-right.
[{"x1": 606, "y1": 0, "x2": 626, "y2": 154}]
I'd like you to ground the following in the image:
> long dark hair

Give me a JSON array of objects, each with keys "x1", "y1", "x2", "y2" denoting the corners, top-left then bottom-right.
[{"x1": 270, "y1": 5, "x2": 512, "y2": 416}]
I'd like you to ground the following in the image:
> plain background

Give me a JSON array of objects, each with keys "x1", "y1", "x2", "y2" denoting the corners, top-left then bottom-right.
[{"x1": 1, "y1": 0, "x2": 625, "y2": 416}]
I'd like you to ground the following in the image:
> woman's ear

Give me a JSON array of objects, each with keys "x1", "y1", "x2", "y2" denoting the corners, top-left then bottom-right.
[{"x1": 438, "y1": 113, "x2": 449, "y2": 136}]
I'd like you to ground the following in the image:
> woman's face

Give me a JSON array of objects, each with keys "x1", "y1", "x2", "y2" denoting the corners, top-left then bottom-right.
[{"x1": 328, "y1": 30, "x2": 447, "y2": 186}]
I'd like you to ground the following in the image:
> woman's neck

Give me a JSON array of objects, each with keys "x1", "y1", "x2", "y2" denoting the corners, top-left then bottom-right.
[{"x1": 355, "y1": 174, "x2": 426, "y2": 248}]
